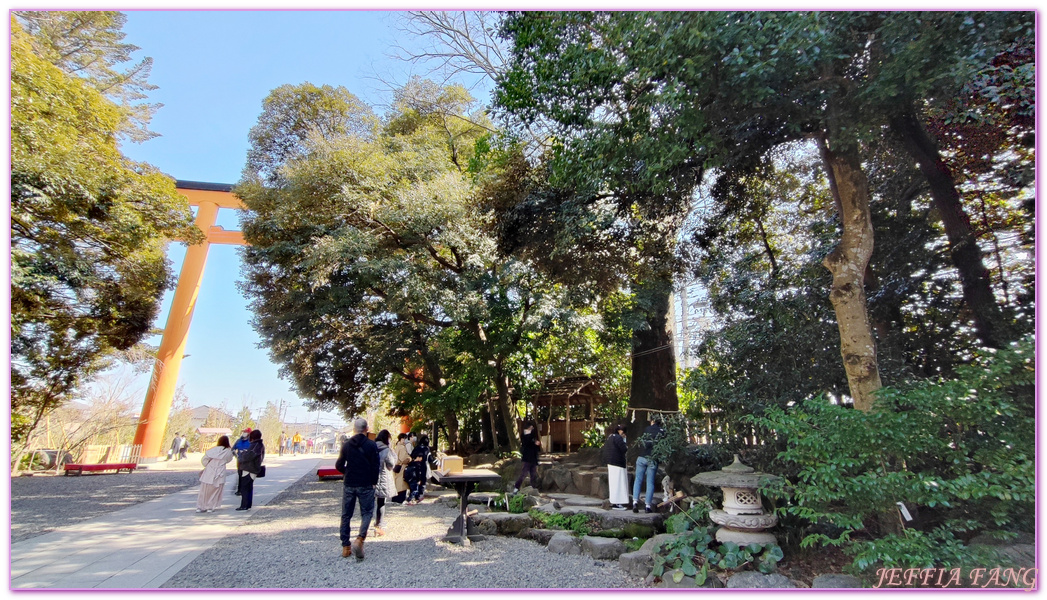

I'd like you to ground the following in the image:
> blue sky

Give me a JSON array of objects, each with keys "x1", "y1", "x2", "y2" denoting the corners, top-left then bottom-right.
[{"x1": 105, "y1": 10, "x2": 491, "y2": 426}]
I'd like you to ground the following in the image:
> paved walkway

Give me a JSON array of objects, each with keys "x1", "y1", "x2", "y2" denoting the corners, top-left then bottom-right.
[{"x1": 11, "y1": 454, "x2": 327, "y2": 589}]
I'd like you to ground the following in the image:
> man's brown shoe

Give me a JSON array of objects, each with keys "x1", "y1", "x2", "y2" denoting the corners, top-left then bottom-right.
[
  {"x1": 350, "y1": 536, "x2": 365, "y2": 561},
  {"x1": 342, "y1": 545, "x2": 351, "y2": 558}
]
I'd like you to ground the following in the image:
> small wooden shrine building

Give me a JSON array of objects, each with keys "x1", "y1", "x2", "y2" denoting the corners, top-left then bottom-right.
[{"x1": 528, "y1": 375, "x2": 609, "y2": 453}]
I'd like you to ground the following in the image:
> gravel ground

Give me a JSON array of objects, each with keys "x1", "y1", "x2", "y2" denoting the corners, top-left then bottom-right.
[
  {"x1": 10, "y1": 470, "x2": 202, "y2": 543},
  {"x1": 161, "y1": 473, "x2": 646, "y2": 589}
]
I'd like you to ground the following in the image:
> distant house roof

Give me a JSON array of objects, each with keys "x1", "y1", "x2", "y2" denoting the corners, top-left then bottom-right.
[
  {"x1": 197, "y1": 427, "x2": 232, "y2": 436},
  {"x1": 190, "y1": 405, "x2": 233, "y2": 430}
]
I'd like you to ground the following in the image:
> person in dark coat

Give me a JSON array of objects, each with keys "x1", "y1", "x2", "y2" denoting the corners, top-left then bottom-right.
[
  {"x1": 633, "y1": 417, "x2": 666, "y2": 513},
  {"x1": 236, "y1": 429, "x2": 265, "y2": 511},
  {"x1": 513, "y1": 421, "x2": 541, "y2": 493},
  {"x1": 601, "y1": 423, "x2": 629, "y2": 510},
  {"x1": 168, "y1": 433, "x2": 182, "y2": 461},
  {"x1": 335, "y1": 418, "x2": 380, "y2": 561},
  {"x1": 232, "y1": 428, "x2": 252, "y2": 495},
  {"x1": 405, "y1": 434, "x2": 434, "y2": 504}
]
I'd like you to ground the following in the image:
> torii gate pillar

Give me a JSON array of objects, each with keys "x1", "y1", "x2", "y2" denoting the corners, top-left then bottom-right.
[{"x1": 133, "y1": 182, "x2": 246, "y2": 462}]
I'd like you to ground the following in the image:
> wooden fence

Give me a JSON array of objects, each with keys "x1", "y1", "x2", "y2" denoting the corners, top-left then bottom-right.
[{"x1": 77, "y1": 444, "x2": 142, "y2": 465}]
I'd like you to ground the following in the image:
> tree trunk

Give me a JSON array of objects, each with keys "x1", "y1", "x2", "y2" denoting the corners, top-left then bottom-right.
[
  {"x1": 416, "y1": 338, "x2": 461, "y2": 452},
  {"x1": 483, "y1": 398, "x2": 499, "y2": 452},
  {"x1": 628, "y1": 278, "x2": 679, "y2": 437},
  {"x1": 818, "y1": 138, "x2": 883, "y2": 412},
  {"x1": 493, "y1": 362, "x2": 520, "y2": 453},
  {"x1": 889, "y1": 109, "x2": 1010, "y2": 349},
  {"x1": 442, "y1": 409, "x2": 461, "y2": 454},
  {"x1": 11, "y1": 400, "x2": 51, "y2": 473}
]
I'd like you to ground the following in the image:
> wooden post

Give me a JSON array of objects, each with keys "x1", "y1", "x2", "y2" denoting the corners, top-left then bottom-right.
[
  {"x1": 546, "y1": 400, "x2": 552, "y2": 451},
  {"x1": 566, "y1": 396, "x2": 571, "y2": 454}
]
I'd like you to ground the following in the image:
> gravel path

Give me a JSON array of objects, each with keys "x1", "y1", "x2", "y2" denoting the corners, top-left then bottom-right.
[
  {"x1": 11, "y1": 470, "x2": 201, "y2": 543},
  {"x1": 161, "y1": 472, "x2": 646, "y2": 589}
]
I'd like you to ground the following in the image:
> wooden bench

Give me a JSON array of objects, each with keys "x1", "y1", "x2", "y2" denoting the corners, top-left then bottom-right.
[
  {"x1": 317, "y1": 467, "x2": 343, "y2": 481},
  {"x1": 63, "y1": 463, "x2": 137, "y2": 475}
]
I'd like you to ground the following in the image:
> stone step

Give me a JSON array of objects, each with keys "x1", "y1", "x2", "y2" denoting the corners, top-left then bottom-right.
[{"x1": 545, "y1": 493, "x2": 604, "y2": 507}]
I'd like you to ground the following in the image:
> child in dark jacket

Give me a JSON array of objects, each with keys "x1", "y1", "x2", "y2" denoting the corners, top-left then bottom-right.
[{"x1": 405, "y1": 435, "x2": 435, "y2": 504}]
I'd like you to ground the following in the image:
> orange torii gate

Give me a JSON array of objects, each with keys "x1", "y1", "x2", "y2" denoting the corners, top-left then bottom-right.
[{"x1": 132, "y1": 181, "x2": 246, "y2": 462}]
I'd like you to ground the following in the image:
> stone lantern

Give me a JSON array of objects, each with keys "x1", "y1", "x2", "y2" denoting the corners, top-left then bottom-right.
[{"x1": 690, "y1": 454, "x2": 780, "y2": 545}]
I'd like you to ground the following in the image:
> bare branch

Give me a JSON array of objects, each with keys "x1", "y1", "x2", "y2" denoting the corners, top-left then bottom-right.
[{"x1": 393, "y1": 11, "x2": 507, "y2": 83}]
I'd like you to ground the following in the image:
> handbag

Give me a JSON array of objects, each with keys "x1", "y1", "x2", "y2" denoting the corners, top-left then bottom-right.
[
  {"x1": 257, "y1": 465, "x2": 266, "y2": 478},
  {"x1": 393, "y1": 464, "x2": 402, "y2": 474}
]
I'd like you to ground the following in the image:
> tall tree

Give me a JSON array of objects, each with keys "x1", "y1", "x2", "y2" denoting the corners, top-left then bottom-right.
[
  {"x1": 496, "y1": 11, "x2": 1032, "y2": 410},
  {"x1": 10, "y1": 18, "x2": 198, "y2": 467},
  {"x1": 238, "y1": 81, "x2": 577, "y2": 452},
  {"x1": 230, "y1": 405, "x2": 256, "y2": 436},
  {"x1": 877, "y1": 16, "x2": 1034, "y2": 348},
  {"x1": 14, "y1": 11, "x2": 161, "y2": 142},
  {"x1": 257, "y1": 401, "x2": 285, "y2": 443},
  {"x1": 243, "y1": 82, "x2": 377, "y2": 186}
]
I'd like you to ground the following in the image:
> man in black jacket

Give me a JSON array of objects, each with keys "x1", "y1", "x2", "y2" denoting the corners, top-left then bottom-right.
[
  {"x1": 513, "y1": 420, "x2": 541, "y2": 493},
  {"x1": 335, "y1": 418, "x2": 380, "y2": 561}
]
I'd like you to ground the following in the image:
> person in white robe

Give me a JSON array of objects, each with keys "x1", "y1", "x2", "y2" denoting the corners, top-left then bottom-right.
[{"x1": 197, "y1": 436, "x2": 234, "y2": 512}]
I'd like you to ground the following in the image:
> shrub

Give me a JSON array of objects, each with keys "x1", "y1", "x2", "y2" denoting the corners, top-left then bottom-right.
[
  {"x1": 506, "y1": 493, "x2": 528, "y2": 514},
  {"x1": 580, "y1": 426, "x2": 605, "y2": 449},
  {"x1": 528, "y1": 508, "x2": 593, "y2": 536},
  {"x1": 749, "y1": 336, "x2": 1034, "y2": 573},
  {"x1": 664, "y1": 499, "x2": 713, "y2": 534},
  {"x1": 488, "y1": 492, "x2": 529, "y2": 514},
  {"x1": 638, "y1": 413, "x2": 693, "y2": 465},
  {"x1": 652, "y1": 527, "x2": 784, "y2": 584}
]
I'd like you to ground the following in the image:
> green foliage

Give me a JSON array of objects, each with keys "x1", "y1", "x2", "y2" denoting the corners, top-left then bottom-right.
[
  {"x1": 651, "y1": 527, "x2": 784, "y2": 582},
  {"x1": 14, "y1": 11, "x2": 161, "y2": 141},
  {"x1": 489, "y1": 492, "x2": 529, "y2": 514},
  {"x1": 243, "y1": 82, "x2": 376, "y2": 186},
  {"x1": 230, "y1": 406, "x2": 256, "y2": 436},
  {"x1": 10, "y1": 19, "x2": 197, "y2": 455},
  {"x1": 256, "y1": 401, "x2": 284, "y2": 442},
  {"x1": 850, "y1": 527, "x2": 993, "y2": 573},
  {"x1": 580, "y1": 425, "x2": 605, "y2": 449},
  {"x1": 237, "y1": 78, "x2": 631, "y2": 453},
  {"x1": 750, "y1": 336, "x2": 1034, "y2": 572},
  {"x1": 507, "y1": 493, "x2": 529, "y2": 514},
  {"x1": 497, "y1": 10, "x2": 1033, "y2": 410},
  {"x1": 623, "y1": 537, "x2": 647, "y2": 552},
  {"x1": 664, "y1": 500, "x2": 713, "y2": 534},
  {"x1": 528, "y1": 509, "x2": 593, "y2": 536},
  {"x1": 637, "y1": 413, "x2": 692, "y2": 467}
]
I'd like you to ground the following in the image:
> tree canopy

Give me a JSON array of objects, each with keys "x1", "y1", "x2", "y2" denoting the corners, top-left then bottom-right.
[
  {"x1": 494, "y1": 10, "x2": 1033, "y2": 410},
  {"x1": 10, "y1": 16, "x2": 198, "y2": 463},
  {"x1": 237, "y1": 80, "x2": 627, "y2": 452},
  {"x1": 13, "y1": 11, "x2": 163, "y2": 142}
]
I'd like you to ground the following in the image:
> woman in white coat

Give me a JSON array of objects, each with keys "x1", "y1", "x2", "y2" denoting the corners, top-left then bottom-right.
[
  {"x1": 197, "y1": 435, "x2": 234, "y2": 512},
  {"x1": 373, "y1": 430, "x2": 398, "y2": 536}
]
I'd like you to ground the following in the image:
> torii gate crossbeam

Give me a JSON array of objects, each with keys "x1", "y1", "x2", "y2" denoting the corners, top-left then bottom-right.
[{"x1": 132, "y1": 181, "x2": 247, "y2": 462}]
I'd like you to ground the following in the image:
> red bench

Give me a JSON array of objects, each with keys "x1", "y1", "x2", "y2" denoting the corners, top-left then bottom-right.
[
  {"x1": 317, "y1": 467, "x2": 343, "y2": 480},
  {"x1": 63, "y1": 463, "x2": 137, "y2": 475}
]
